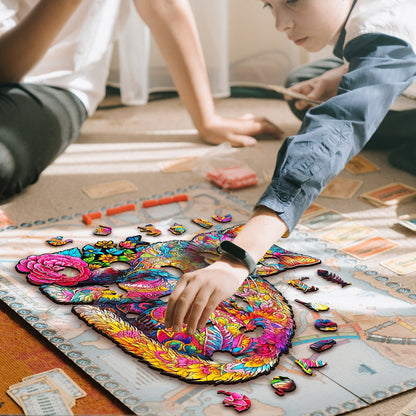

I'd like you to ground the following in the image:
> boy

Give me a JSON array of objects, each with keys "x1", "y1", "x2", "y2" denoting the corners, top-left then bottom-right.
[
  {"x1": 0, "y1": 0, "x2": 281, "y2": 199},
  {"x1": 165, "y1": 0, "x2": 416, "y2": 334}
]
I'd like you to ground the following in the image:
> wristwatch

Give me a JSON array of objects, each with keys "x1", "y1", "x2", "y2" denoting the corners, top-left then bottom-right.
[{"x1": 217, "y1": 240, "x2": 257, "y2": 275}]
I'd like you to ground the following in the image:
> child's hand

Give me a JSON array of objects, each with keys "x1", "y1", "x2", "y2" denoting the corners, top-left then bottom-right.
[
  {"x1": 164, "y1": 259, "x2": 248, "y2": 334},
  {"x1": 198, "y1": 113, "x2": 283, "y2": 147},
  {"x1": 284, "y1": 64, "x2": 348, "y2": 111}
]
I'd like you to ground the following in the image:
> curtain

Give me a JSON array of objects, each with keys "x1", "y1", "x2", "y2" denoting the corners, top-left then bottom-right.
[{"x1": 112, "y1": 0, "x2": 306, "y2": 105}]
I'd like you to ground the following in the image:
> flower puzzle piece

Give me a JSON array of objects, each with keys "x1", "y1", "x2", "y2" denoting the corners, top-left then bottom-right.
[
  {"x1": 295, "y1": 358, "x2": 327, "y2": 375},
  {"x1": 46, "y1": 236, "x2": 73, "y2": 247},
  {"x1": 315, "y1": 319, "x2": 338, "y2": 332},
  {"x1": 217, "y1": 390, "x2": 251, "y2": 413},
  {"x1": 17, "y1": 224, "x2": 320, "y2": 384},
  {"x1": 270, "y1": 376, "x2": 296, "y2": 396}
]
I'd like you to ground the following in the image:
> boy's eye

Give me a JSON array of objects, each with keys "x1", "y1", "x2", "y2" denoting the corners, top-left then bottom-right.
[
  {"x1": 263, "y1": 2, "x2": 272, "y2": 8},
  {"x1": 286, "y1": 0, "x2": 298, "y2": 3}
]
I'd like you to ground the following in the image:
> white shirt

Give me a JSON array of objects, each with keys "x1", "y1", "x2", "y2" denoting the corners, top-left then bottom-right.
[
  {"x1": 0, "y1": 0, "x2": 132, "y2": 114},
  {"x1": 345, "y1": 0, "x2": 416, "y2": 110}
]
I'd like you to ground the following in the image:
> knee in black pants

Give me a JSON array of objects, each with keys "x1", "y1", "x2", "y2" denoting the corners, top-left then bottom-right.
[{"x1": 0, "y1": 142, "x2": 17, "y2": 198}]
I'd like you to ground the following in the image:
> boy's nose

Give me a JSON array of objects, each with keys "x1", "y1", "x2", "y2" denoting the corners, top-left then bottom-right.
[{"x1": 274, "y1": 9, "x2": 294, "y2": 32}]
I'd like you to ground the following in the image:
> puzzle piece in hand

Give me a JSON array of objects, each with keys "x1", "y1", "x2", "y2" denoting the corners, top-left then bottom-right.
[{"x1": 17, "y1": 225, "x2": 320, "y2": 384}]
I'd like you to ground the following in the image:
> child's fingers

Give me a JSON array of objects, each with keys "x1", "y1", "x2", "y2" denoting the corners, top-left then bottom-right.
[
  {"x1": 164, "y1": 277, "x2": 193, "y2": 331},
  {"x1": 184, "y1": 290, "x2": 214, "y2": 334},
  {"x1": 294, "y1": 100, "x2": 313, "y2": 111}
]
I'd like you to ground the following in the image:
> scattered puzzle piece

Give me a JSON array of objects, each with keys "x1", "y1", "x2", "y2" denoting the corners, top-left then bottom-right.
[
  {"x1": 310, "y1": 339, "x2": 336, "y2": 352},
  {"x1": 168, "y1": 223, "x2": 186, "y2": 235},
  {"x1": 138, "y1": 224, "x2": 162, "y2": 237},
  {"x1": 270, "y1": 376, "x2": 296, "y2": 396},
  {"x1": 288, "y1": 277, "x2": 319, "y2": 293},
  {"x1": 93, "y1": 225, "x2": 112, "y2": 236},
  {"x1": 212, "y1": 214, "x2": 232, "y2": 223},
  {"x1": 317, "y1": 269, "x2": 351, "y2": 287},
  {"x1": 217, "y1": 390, "x2": 251, "y2": 413},
  {"x1": 191, "y1": 218, "x2": 213, "y2": 229},
  {"x1": 295, "y1": 358, "x2": 327, "y2": 375},
  {"x1": 315, "y1": 319, "x2": 338, "y2": 332},
  {"x1": 46, "y1": 236, "x2": 73, "y2": 247},
  {"x1": 295, "y1": 299, "x2": 329, "y2": 312}
]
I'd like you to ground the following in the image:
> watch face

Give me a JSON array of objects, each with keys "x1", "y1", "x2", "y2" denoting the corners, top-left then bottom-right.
[{"x1": 219, "y1": 240, "x2": 246, "y2": 260}]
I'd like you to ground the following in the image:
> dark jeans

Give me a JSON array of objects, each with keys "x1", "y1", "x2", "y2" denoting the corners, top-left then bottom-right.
[
  {"x1": 0, "y1": 84, "x2": 87, "y2": 199},
  {"x1": 285, "y1": 57, "x2": 416, "y2": 175}
]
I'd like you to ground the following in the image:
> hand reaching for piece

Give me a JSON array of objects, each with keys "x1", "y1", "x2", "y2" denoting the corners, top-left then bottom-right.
[
  {"x1": 164, "y1": 258, "x2": 248, "y2": 334},
  {"x1": 199, "y1": 113, "x2": 284, "y2": 147},
  {"x1": 284, "y1": 63, "x2": 348, "y2": 111}
]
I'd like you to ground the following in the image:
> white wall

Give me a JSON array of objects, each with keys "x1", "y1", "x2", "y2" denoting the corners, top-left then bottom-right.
[{"x1": 109, "y1": 1, "x2": 331, "y2": 95}]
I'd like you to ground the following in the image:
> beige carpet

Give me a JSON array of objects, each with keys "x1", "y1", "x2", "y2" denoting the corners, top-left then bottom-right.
[{"x1": 1, "y1": 93, "x2": 416, "y2": 416}]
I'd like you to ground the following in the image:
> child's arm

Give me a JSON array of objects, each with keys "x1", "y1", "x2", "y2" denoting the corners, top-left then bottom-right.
[
  {"x1": 165, "y1": 34, "x2": 416, "y2": 334},
  {"x1": 0, "y1": 0, "x2": 83, "y2": 83},
  {"x1": 164, "y1": 205, "x2": 288, "y2": 334},
  {"x1": 133, "y1": 0, "x2": 283, "y2": 147},
  {"x1": 256, "y1": 34, "x2": 416, "y2": 235}
]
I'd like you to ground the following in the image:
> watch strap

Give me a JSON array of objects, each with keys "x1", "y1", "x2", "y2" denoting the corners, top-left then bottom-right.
[{"x1": 217, "y1": 240, "x2": 257, "y2": 275}]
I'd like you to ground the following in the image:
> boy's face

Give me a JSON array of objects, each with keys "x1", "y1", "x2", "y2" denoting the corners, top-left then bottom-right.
[{"x1": 262, "y1": 0, "x2": 354, "y2": 52}]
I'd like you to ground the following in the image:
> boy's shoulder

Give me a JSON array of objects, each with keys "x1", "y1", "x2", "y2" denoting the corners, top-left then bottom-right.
[{"x1": 344, "y1": 0, "x2": 416, "y2": 52}]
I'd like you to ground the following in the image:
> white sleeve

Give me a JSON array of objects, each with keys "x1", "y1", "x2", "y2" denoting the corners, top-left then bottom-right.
[{"x1": 0, "y1": 0, "x2": 19, "y2": 36}]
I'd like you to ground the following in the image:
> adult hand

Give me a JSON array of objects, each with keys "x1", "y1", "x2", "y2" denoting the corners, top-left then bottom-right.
[
  {"x1": 164, "y1": 258, "x2": 248, "y2": 334},
  {"x1": 198, "y1": 113, "x2": 284, "y2": 147},
  {"x1": 284, "y1": 64, "x2": 348, "y2": 111}
]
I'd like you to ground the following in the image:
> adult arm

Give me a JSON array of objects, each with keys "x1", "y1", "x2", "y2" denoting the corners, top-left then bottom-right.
[
  {"x1": 164, "y1": 34, "x2": 416, "y2": 333},
  {"x1": 0, "y1": 0, "x2": 82, "y2": 83},
  {"x1": 133, "y1": 0, "x2": 282, "y2": 146}
]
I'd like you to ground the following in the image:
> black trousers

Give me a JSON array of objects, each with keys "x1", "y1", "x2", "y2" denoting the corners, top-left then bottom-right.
[
  {"x1": 0, "y1": 84, "x2": 87, "y2": 199},
  {"x1": 285, "y1": 57, "x2": 416, "y2": 175}
]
